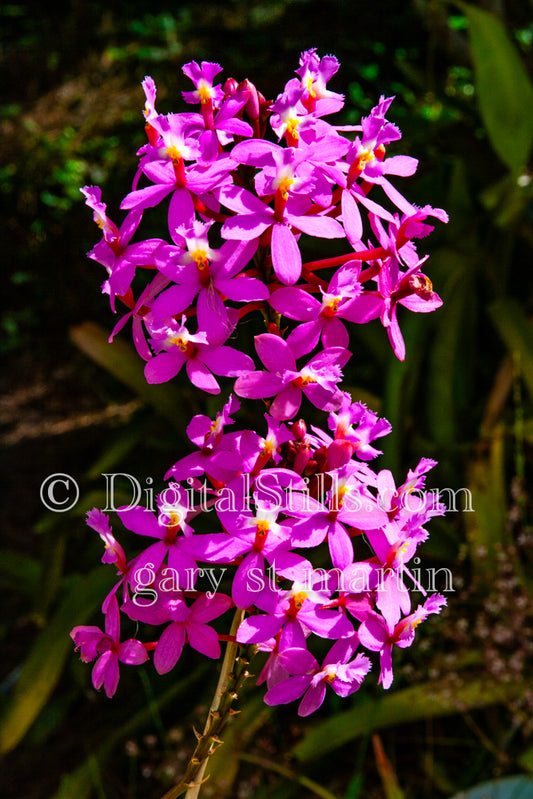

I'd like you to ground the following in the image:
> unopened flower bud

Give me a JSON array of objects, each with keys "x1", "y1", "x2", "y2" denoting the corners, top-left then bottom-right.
[
  {"x1": 238, "y1": 78, "x2": 260, "y2": 119},
  {"x1": 223, "y1": 77, "x2": 239, "y2": 98},
  {"x1": 291, "y1": 419, "x2": 307, "y2": 441}
]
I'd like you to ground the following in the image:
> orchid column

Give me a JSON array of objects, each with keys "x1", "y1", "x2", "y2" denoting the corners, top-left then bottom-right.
[{"x1": 72, "y1": 49, "x2": 449, "y2": 798}]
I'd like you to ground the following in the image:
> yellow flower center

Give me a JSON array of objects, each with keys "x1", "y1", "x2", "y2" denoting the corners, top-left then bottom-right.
[
  {"x1": 286, "y1": 117, "x2": 299, "y2": 139},
  {"x1": 277, "y1": 176, "x2": 294, "y2": 200},
  {"x1": 198, "y1": 85, "x2": 211, "y2": 104},
  {"x1": 322, "y1": 297, "x2": 341, "y2": 318},
  {"x1": 167, "y1": 511, "x2": 182, "y2": 527},
  {"x1": 191, "y1": 249, "x2": 209, "y2": 269},
  {"x1": 261, "y1": 440, "x2": 274, "y2": 457},
  {"x1": 356, "y1": 149, "x2": 375, "y2": 170},
  {"x1": 292, "y1": 591, "x2": 307, "y2": 610},
  {"x1": 166, "y1": 145, "x2": 182, "y2": 163},
  {"x1": 171, "y1": 336, "x2": 189, "y2": 352},
  {"x1": 293, "y1": 374, "x2": 317, "y2": 388},
  {"x1": 324, "y1": 665, "x2": 337, "y2": 683}
]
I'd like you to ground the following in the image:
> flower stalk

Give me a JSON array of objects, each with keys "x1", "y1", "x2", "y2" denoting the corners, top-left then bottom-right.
[{"x1": 161, "y1": 609, "x2": 256, "y2": 799}]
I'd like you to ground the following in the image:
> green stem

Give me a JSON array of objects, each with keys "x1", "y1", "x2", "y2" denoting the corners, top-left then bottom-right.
[{"x1": 160, "y1": 608, "x2": 256, "y2": 799}]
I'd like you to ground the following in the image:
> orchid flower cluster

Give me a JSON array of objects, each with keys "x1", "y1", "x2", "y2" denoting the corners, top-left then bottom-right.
[{"x1": 72, "y1": 50, "x2": 448, "y2": 719}]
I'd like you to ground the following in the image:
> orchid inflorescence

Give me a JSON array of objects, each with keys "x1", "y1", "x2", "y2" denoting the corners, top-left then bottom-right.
[{"x1": 72, "y1": 49, "x2": 448, "y2": 720}]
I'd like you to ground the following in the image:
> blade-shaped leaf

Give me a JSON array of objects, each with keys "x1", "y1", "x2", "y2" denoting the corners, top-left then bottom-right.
[
  {"x1": 464, "y1": 423, "x2": 515, "y2": 583},
  {"x1": 0, "y1": 568, "x2": 114, "y2": 754},
  {"x1": 70, "y1": 321, "x2": 186, "y2": 430},
  {"x1": 461, "y1": 2, "x2": 533, "y2": 172},
  {"x1": 489, "y1": 298, "x2": 533, "y2": 403},
  {"x1": 293, "y1": 675, "x2": 525, "y2": 762}
]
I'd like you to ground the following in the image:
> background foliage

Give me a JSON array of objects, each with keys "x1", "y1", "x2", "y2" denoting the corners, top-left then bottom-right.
[{"x1": 1, "y1": 1, "x2": 533, "y2": 797}]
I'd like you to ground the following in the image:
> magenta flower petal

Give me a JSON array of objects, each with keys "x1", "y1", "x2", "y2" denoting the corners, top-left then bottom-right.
[
  {"x1": 197, "y1": 290, "x2": 232, "y2": 344},
  {"x1": 216, "y1": 276, "x2": 269, "y2": 302},
  {"x1": 191, "y1": 593, "x2": 233, "y2": 623},
  {"x1": 290, "y1": 213, "x2": 344, "y2": 239},
  {"x1": 201, "y1": 347, "x2": 254, "y2": 377},
  {"x1": 236, "y1": 614, "x2": 282, "y2": 644},
  {"x1": 358, "y1": 614, "x2": 388, "y2": 651},
  {"x1": 145, "y1": 351, "x2": 186, "y2": 384},
  {"x1": 298, "y1": 682, "x2": 327, "y2": 716},
  {"x1": 379, "y1": 643, "x2": 394, "y2": 689},
  {"x1": 269, "y1": 287, "x2": 319, "y2": 321},
  {"x1": 92, "y1": 650, "x2": 120, "y2": 698},
  {"x1": 168, "y1": 188, "x2": 195, "y2": 228},
  {"x1": 328, "y1": 520, "x2": 354, "y2": 569},
  {"x1": 322, "y1": 317, "x2": 349, "y2": 349},
  {"x1": 264, "y1": 675, "x2": 311, "y2": 706},
  {"x1": 255, "y1": 333, "x2": 296, "y2": 373},
  {"x1": 234, "y1": 371, "x2": 286, "y2": 400},
  {"x1": 301, "y1": 607, "x2": 354, "y2": 639},
  {"x1": 118, "y1": 506, "x2": 162, "y2": 538},
  {"x1": 154, "y1": 622, "x2": 186, "y2": 674},
  {"x1": 118, "y1": 639, "x2": 149, "y2": 665},
  {"x1": 271, "y1": 223, "x2": 302, "y2": 286},
  {"x1": 287, "y1": 321, "x2": 322, "y2": 359},
  {"x1": 232, "y1": 551, "x2": 264, "y2": 609},
  {"x1": 341, "y1": 190, "x2": 363, "y2": 245},
  {"x1": 152, "y1": 284, "x2": 198, "y2": 317},
  {"x1": 186, "y1": 359, "x2": 220, "y2": 393},
  {"x1": 104, "y1": 595, "x2": 120, "y2": 641},
  {"x1": 278, "y1": 647, "x2": 317, "y2": 675},
  {"x1": 221, "y1": 212, "x2": 271, "y2": 239},
  {"x1": 270, "y1": 385, "x2": 302, "y2": 420},
  {"x1": 120, "y1": 183, "x2": 173, "y2": 211},
  {"x1": 186, "y1": 621, "x2": 220, "y2": 658},
  {"x1": 131, "y1": 541, "x2": 168, "y2": 577}
]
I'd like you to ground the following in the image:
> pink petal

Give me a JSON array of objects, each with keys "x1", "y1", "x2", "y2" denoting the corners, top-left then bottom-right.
[
  {"x1": 154, "y1": 622, "x2": 186, "y2": 674},
  {"x1": 232, "y1": 552, "x2": 264, "y2": 609},
  {"x1": 186, "y1": 360, "x2": 220, "y2": 393},
  {"x1": 298, "y1": 683, "x2": 326, "y2": 716},
  {"x1": 271, "y1": 224, "x2": 301, "y2": 286},
  {"x1": 186, "y1": 621, "x2": 220, "y2": 658},
  {"x1": 255, "y1": 333, "x2": 296, "y2": 373},
  {"x1": 234, "y1": 371, "x2": 286, "y2": 400},
  {"x1": 104, "y1": 595, "x2": 120, "y2": 642},
  {"x1": 118, "y1": 639, "x2": 149, "y2": 665},
  {"x1": 145, "y1": 351, "x2": 186, "y2": 384},
  {"x1": 118, "y1": 506, "x2": 162, "y2": 538},
  {"x1": 341, "y1": 190, "x2": 363, "y2": 246},
  {"x1": 269, "y1": 385, "x2": 302, "y2": 420},
  {"x1": 201, "y1": 346, "x2": 254, "y2": 376},
  {"x1": 264, "y1": 675, "x2": 311, "y2": 706}
]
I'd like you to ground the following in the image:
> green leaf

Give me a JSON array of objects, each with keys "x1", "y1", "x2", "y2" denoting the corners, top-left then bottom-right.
[
  {"x1": 489, "y1": 298, "x2": 533, "y2": 403},
  {"x1": 70, "y1": 321, "x2": 185, "y2": 430},
  {"x1": 449, "y1": 776, "x2": 533, "y2": 799},
  {"x1": 464, "y1": 423, "x2": 514, "y2": 581},
  {"x1": 0, "y1": 549, "x2": 42, "y2": 597},
  {"x1": 460, "y1": 2, "x2": 533, "y2": 172},
  {"x1": 0, "y1": 568, "x2": 114, "y2": 754},
  {"x1": 427, "y1": 250, "x2": 475, "y2": 446},
  {"x1": 293, "y1": 675, "x2": 525, "y2": 763},
  {"x1": 52, "y1": 665, "x2": 209, "y2": 799}
]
